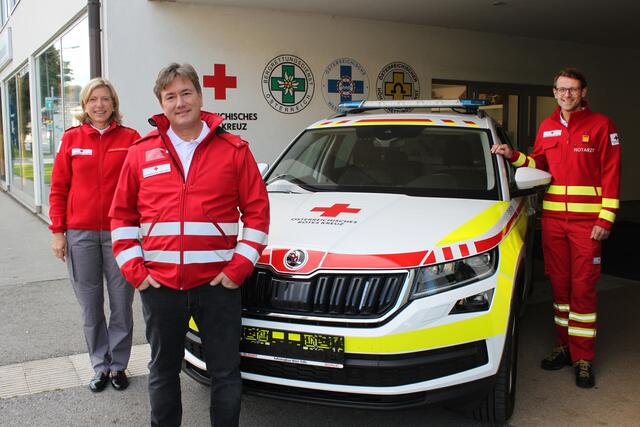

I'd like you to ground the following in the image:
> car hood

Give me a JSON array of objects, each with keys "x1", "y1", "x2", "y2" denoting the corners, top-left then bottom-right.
[{"x1": 255, "y1": 191, "x2": 522, "y2": 274}]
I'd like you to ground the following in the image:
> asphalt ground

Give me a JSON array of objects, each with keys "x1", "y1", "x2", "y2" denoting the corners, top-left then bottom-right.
[{"x1": 1, "y1": 190, "x2": 639, "y2": 426}]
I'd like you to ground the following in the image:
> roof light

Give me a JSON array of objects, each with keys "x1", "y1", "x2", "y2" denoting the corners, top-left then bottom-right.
[{"x1": 338, "y1": 99, "x2": 489, "y2": 111}]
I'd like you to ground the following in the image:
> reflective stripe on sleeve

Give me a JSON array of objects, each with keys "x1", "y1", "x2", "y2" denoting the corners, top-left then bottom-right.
[
  {"x1": 116, "y1": 246, "x2": 143, "y2": 267},
  {"x1": 569, "y1": 312, "x2": 597, "y2": 323},
  {"x1": 599, "y1": 210, "x2": 616, "y2": 223},
  {"x1": 602, "y1": 198, "x2": 620, "y2": 209},
  {"x1": 235, "y1": 242, "x2": 260, "y2": 265},
  {"x1": 111, "y1": 227, "x2": 140, "y2": 242},
  {"x1": 512, "y1": 152, "x2": 527, "y2": 167},
  {"x1": 568, "y1": 326, "x2": 597, "y2": 338},
  {"x1": 242, "y1": 228, "x2": 268, "y2": 245}
]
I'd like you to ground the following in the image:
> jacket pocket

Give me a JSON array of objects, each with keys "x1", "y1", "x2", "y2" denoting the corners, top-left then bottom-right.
[
  {"x1": 542, "y1": 139, "x2": 561, "y2": 165},
  {"x1": 204, "y1": 211, "x2": 231, "y2": 247}
]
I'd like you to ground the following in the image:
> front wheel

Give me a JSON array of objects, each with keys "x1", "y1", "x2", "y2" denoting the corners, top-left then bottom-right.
[{"x1": 470, "y1": 304, "x2": 519, "y2": 423}]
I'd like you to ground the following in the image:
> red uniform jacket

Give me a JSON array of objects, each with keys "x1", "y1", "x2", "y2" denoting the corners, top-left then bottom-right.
[
  {"x1": 49, "y1": 122, "x2": 141, "y2": 233},
  {"x1": 109, "y1": 111, "x2": 270, "y2": 290},
  {"x1": 509, "y1": 102, "x2": 621, "y2": 230}
]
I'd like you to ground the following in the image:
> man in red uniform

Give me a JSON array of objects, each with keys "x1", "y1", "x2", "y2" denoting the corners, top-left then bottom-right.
[
  {"x1": 491, "y1": 68, "x2": 621, "y2": 388},
  {"x1": 110, "y1": 63, "x2": 269, "y2": 425}
]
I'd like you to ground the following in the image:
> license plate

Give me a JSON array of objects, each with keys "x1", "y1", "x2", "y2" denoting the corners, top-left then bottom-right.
[{"x1": 240, "y1": 326, "x2": 344, "y2": 369}]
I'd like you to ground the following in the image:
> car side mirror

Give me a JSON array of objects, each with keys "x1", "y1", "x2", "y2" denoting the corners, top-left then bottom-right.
[
  {"x1": 257, "y1": 162, "x2": 269, "y2": 177},
  {"x1": 512, "y1": 167, "x2": 552, "y2": 196}
]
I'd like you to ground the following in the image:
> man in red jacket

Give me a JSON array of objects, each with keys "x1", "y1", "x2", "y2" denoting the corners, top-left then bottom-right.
[
  {"x1": 491, "y1": 68, "x2": 621, "y2": 389},
  {"x1": 110, "y1": 63, "x2": 269, "y2": 426}
]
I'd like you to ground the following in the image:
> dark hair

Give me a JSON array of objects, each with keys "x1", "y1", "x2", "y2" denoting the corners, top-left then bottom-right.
[
  {"x1": 154, "y1": 62, "x2": 202, "y2": 102},
  {"x1": 553, "y1": 68, "x2": 587, "y2": 89}
]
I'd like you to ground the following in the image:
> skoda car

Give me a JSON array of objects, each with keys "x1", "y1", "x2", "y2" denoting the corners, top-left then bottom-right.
[{"x1": 183, "y1": 99, "x2": 551, "y2": 422}]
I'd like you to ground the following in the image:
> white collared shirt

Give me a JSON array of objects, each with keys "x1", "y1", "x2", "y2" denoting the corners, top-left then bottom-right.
[{"x1": 167, "y1": 121, "x2": 210, "y2": 178}]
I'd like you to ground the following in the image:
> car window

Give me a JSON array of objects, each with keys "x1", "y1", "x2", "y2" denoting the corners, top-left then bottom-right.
[{"x1": 266, "y1": 125, "x2": 500, "y2": 200}]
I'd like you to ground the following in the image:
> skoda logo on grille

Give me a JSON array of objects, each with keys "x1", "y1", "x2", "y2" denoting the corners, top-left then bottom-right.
[{"x1": 284, "y1": 249, "x2": 308, "y2": 270}]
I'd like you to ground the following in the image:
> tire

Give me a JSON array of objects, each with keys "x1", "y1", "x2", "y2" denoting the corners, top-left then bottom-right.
[{"x1": 470, "y1": 300, "x2": 520, "y2": 423}]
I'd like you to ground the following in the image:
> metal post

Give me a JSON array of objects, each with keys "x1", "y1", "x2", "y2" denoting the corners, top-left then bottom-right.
[{"x1": 88, "y1": 0, "x2": 101, "y2": 78}]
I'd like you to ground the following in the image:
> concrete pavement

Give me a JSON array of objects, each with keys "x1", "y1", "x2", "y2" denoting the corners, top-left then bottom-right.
[{"x1": 0, "y1": 190, "x2": 638, "y2": 426}]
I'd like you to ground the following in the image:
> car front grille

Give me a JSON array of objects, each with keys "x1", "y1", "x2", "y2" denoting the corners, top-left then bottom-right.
[{"x1": 241, "y1": 269, "x2": 406, "y2": 319}]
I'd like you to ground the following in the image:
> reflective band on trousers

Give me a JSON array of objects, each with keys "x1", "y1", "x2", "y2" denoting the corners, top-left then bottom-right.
[
  {"x1": 143, "y1": 249, "x2": 235, "y2": 264},
  {"x1": 543, "y1": 201, "x2": 602, "y2": 213},
  {"x1": 140, "y1": 221, "x2": 239, "y2": 237},
  {"x1": 569, "y1": 312, "x2": 597, "y2": 323},
  {"x1": 554, "y1": 316, "x2": 568, "y2": 327},
  {"x1": 568, "y1": 326, "x2": 597, "y2": 338},
  {"x1": 547, "y1": 185, "x2": 603, "y2": 196},
  {"x1": 554, "y1": 303, "x2": 570, "y2": 312},
  {"x1": 116, "y1": 246, "x2": 143, "y2": 267}
]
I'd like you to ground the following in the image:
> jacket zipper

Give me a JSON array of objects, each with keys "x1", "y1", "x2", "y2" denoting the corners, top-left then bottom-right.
[{"x1": 97, "y1": 132, "x2": 104, "y2": 231}]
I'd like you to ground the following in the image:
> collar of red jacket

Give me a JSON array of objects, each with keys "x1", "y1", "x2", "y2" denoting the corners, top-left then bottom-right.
[
  {"x1": 80, "y1": 120, "x2": 118, "y2": 136},
  {"x1": 551, "y1": 99, "x2": 592, "y2": 125},
  {"x1": 148, "y1": 111, "x2": 224, "y2": 137}
]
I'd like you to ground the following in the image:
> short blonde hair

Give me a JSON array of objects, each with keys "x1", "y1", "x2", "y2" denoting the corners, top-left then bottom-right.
[
  {"x1": 153, "y1": 62, "x2": 202, "y2": 102},
  {"x1": 75, "y1": 77, "x2": 123, "y2": 125}
]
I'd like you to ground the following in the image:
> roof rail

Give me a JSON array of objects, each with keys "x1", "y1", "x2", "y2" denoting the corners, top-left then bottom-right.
[{"x1": 334, "y1": 99, "x2": 490, "y2": 117}]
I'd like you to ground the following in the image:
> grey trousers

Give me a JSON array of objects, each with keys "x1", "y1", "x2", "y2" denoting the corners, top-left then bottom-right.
[{"x1": 66, "y1": 229, "x2": 135, "y2": 373}]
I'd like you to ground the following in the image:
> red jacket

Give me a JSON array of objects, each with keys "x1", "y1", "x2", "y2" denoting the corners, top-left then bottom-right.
[
  {"x1": 509, "y1": 102, "x2": 621, "y2": 230},
  {"x1": 109, "y1": 112, "x2": 270, "y2": 290},
  {"x1": 49, "y1": 122, "x2": 141, "y2": 233}
]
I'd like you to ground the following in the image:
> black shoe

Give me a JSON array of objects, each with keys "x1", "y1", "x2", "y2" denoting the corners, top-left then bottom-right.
[
  {"x1": 540, "y1": 345, "x2": 572, "y2": 370},
  {"x1": 110, "y1": 370, "x2": 129, "y2": 391},
  {"x1": 574, "y1": 360, "x2": 595, "y2": 388},
  {"x1": 89, "y1": 371, "x2": 109, "y2": 392}
]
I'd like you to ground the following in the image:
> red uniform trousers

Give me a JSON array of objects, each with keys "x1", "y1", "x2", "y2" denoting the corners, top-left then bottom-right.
[{"x1": 541, "y1": 217, "x2": 600, "y2": 362}]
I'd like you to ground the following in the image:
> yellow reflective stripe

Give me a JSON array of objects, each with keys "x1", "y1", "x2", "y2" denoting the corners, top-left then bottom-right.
[
  {"x1": 602, "y1": 198, "x2": 619, "y2": 208},
  {"x1": 547, "y1": 185, "x2": 566, "y2": 195},
  {"x1": 599, "y1": 210, "x2": 616, "y2": 223},
  {"x1": 346, "y1": 271, "x2": 515, "y2": 353},
  {"x1": 528, "y1": 157, "x2": 536, "y2": 168},
  {"x1": 568, "y1": 327, "x2": 597, "y2": 338},
  {"x1": 567, "y1": 203, "x2": 601, "y2": 213},
  {"x1": 543, "y1": 201, "x2": 566, "y2": 211},
  {"x1": 554, "y1": 303, "x2": 570, "y2": 312},
  {"x1": 189, "y1": 317, "x2": 199, "y2": 332},
  {"x1": 569, "y1": 312, "x2": 597, "y2": 323},
  {"x1": 567, "y1": 186, "x2": 598, "y2": 196},
  {"x1": 596, "y1": 187, "x2": 602, "y2": 196},
  {"x1": 554, "y1": 316, "x2": 568, "y2": 327},
  {"x1": 512, "y1": 152, "x2": 527, "y2": 167}
]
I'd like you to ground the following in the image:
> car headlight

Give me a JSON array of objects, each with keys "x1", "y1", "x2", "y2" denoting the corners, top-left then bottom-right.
[{"x1": 410, "y1": 249, "x2": 498, "y2": 299}]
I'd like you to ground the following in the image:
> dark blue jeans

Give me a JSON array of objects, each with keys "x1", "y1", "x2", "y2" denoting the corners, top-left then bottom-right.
[{"x1": 140, "y1": 283, "x2": 241, "y2": 427}]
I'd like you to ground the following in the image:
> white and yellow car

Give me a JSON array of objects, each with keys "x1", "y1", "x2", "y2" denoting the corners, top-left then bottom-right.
[{"x1": 183, "y1": 100, "x2": 551, "y2": 422}]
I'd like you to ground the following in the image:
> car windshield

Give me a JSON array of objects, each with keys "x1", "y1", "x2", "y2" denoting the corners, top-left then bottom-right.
[{"x1": 266, "y1": 124, "x2": 500, "y2": 200}]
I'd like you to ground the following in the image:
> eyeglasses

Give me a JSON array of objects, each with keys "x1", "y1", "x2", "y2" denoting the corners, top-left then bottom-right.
[{"x1": 554, "y1": 87, "x2": 581, "y2": 95}]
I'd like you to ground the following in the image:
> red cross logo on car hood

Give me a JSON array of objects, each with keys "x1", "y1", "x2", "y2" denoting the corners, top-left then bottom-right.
[{"x1": 311, "y1": 203, "x2": 361, "y2": 217}]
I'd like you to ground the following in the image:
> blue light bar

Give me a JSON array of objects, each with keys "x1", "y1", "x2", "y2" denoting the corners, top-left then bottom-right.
[{"x1": 338, "y1": 99, "x2": 489, "y2": 111}]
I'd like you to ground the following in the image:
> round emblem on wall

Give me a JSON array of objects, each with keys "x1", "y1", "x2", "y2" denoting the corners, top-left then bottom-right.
[
  {"x1": 284, "y1": 249, "x2": 308, "y2": 270},
  {"x1": 321, "y1": 57, "x2": 370, "y2": 112},
  {"x1": 375, "y1": 62, "x2": 420, "y2": 112},
  {"x1": 262, "y1": 54, "x2": 315, "y2": 114}
]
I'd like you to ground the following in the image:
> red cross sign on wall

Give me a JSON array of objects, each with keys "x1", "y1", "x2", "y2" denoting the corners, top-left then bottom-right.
[
  {"x1": 311, "y1": 203, "x2": 361, "y2": 217},
  {"x1": 203, "y1": 64, "x2": 237, "y2": 100}
]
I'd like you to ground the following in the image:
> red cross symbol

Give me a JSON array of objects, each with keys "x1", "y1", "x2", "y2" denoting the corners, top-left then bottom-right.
[
  {"x1": 203, "y1": 64, "x2": 237, "y2": 100},
  {"x1": 311, "y1": 203, "x2": 361, "y2": 217}
]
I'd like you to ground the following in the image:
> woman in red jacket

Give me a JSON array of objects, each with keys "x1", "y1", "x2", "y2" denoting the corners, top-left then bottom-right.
[{"x1": 49, "y1": 78, "x2": 140, "y2": 393}]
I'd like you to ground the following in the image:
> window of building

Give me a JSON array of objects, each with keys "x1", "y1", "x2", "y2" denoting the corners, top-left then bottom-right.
[
  {"x1": 7, "y1": 65, "x2": 33, "y2": 197},
  {"x1": 37, "y1": 16, "x2": 89, "y2": 209}
]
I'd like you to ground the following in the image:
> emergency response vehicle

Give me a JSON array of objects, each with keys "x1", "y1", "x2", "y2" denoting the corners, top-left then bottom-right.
[{"x1": 183, "y1": 99, "x2": 551, "y2": 422}]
